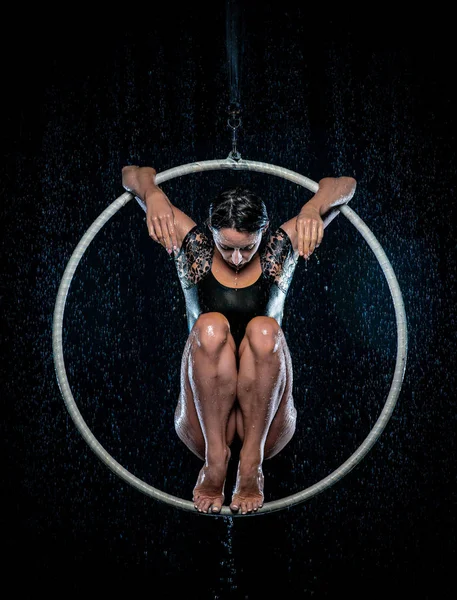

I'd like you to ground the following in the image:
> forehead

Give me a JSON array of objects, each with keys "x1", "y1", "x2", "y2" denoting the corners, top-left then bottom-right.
[{"x1": 214, "y1": 228, "x2": 259, "y2": 246}]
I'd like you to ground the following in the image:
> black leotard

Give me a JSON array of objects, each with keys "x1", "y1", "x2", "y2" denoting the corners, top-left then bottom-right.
[{"x1": 174, "y1": 225, "x2": 298, "y2": 347}]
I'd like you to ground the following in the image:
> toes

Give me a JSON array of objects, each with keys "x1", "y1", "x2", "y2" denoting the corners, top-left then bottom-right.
[
  {"x1": 201, "y1": 499, "x2": 212, "y2": 513},
  {"x1": 193, "y1": 497, "x2": 209, "y2": 513},
  {"x1": 253, "y1": 498, "x2": 263, "y2": 511},
  {"x1": 195, "y1": 502, "x2": 207, "y2": 513},
  {"x1": 194, "y1": 497, "x2": 223, "y2": 514},
  {"x1": 230, "y1": 496, "x2": 263, "y2": 514}
]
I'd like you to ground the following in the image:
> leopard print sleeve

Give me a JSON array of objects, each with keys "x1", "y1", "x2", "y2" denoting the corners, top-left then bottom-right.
[
  {"x1": 261, "y1": 227, "x2": 299, "y2": 294},
  {"x1": 174, "y1": 226, "x2": 214, "y2": 290}
]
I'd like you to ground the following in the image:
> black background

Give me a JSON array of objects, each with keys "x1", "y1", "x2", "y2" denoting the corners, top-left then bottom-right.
[{"x1": 2, "y1": 4, "x2": 456, "y2": 598}]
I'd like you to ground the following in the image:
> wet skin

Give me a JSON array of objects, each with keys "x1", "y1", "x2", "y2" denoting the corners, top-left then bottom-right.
[
  {"x1": 175, "y1": 227, "x2": 296, "y2": 514},
  {"x1": 121, "y1": 166, "x2": 357, "y2": 513}
]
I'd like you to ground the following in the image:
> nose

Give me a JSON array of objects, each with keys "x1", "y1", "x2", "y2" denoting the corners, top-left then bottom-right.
[{"x1": 232, "y1": 248, "x2": 242, "y2": 265}]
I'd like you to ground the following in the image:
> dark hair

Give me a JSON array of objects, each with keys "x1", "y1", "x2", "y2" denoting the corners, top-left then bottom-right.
[{"x1": 206, "y1": 186, "x2": 269, "y2": 233}]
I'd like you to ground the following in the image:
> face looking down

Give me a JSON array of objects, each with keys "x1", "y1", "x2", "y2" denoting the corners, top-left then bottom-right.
[{"x1": 210, "y1": 227, "x2": 265, "y2": 269}]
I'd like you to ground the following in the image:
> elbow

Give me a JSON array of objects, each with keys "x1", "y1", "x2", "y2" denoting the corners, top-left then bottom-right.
[
  {"x1": 318, "y1": 175, "x2": 357, "y2": 202},
  {"x1": 348, "y1": 175, "x2": 357, "y2": 189},
  {"x1": 121, "y1": 165, "x2": 139, "y2": 189},
  {"x1": 341, "y1": 175, "x2": 357, "y2": 189},
  {"x1": 122, "y1": 165, "x2": 156, "y2": 180},
  {"x1": 341, "y1": 176, "x2": 357, "y2": 202},
  {"x1": 122, "y1": 165, "x2": 139, "y2": 175}
]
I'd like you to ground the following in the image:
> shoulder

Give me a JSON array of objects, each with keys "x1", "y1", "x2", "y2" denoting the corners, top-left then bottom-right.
[
  {"x1": 171, "y1": 206, "x2": 198, "y2": 249},
  {"x1": 262, "y1": 226, "x2": 296, "y2": 256},
  {"x1": 180, "y1": 224, "x2": 213, "y2": 250},
  {"x1": 277, "y1": 220, "x2": 295, "y2": 246},
  {"x1": 175, "y1": 224, "x2": 214, "y2": 266},
  {"x1": 260, "y1": 227, "x2": 299, "y2": 293},
  {"x1": 174, "y1": 224, "x2": 214, "y2": 288}
]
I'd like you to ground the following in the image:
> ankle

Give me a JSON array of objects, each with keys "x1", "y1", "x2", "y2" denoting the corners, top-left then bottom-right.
[
  {"x1": 205, "y1": 444, "x2": 230, "y2": 466},
  {"x1": 239, "y1": 448, "x2": 263, "y2": 467}
]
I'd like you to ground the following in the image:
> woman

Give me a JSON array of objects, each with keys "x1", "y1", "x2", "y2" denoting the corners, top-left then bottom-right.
[{"x1": 122, "y1": 165, "x2": 356, "y2": 514}]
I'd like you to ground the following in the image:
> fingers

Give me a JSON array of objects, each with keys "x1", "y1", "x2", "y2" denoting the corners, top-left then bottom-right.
[
  {"x1": 167, "y1": 217, "x2": 179, "y2": 253},
  {"x1": 147, "y1": 216, "x2": 159, "y2": 243},
  {"x1": 298, "y1": 217, "x2": 324, "y2": 259},
  {"x1": 147, "y1": 213, "x2": 178, "y2": 254},
  {"x1": 317, "y1": 221, "x2": 324, "y2": 248},
  {"x1": 297, "y1": 219, "x2": 305, "y2": 257},
  {"x1": 159, "y1": 215, "x2": 177, "y2": 254}
]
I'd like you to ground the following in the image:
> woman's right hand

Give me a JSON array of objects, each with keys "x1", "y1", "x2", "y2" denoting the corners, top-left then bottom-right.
[
  {"x1": 145, "y1": 188, "x2": 178, "y2": 255},
  {"x1": 122, "y1": 165, "x2": 178, "y2": 254}
]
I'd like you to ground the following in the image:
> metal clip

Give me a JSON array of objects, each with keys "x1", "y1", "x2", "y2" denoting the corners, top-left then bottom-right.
[{"x1": 227, "y1": 102, "x2": 242, "y2": 161}]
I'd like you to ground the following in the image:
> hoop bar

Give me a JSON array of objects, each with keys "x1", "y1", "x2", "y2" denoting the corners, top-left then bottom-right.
[
  {"x1": 52, "y1": 159, "x2": 407, "y2": 516},
  {"x1": 154, "y1": 159, "x2": 319, "y2": 192}
]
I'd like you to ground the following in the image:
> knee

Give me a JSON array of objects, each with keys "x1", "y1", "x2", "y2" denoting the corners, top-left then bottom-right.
[
  {"x1": 245, "y1": 316, "x2": 281, "y2": 356},
  {"x1": 192, "y1": 312, "x2": 231, "y2": 354}
]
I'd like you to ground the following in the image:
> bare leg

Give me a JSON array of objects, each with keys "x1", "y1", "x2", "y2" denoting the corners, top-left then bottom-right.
[
  {"x1": 231, "y1": 316, "x2": 296, "y2": 514},
  {"x1": 174, "y1": 312, "x2": 238, "y2": 513}
]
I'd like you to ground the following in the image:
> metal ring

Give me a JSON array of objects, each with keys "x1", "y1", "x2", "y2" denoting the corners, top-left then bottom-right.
[
  {"x1": 227, "y1": 117, "x2": 242, "y2": 129},
  {"x1": 52, "y1": 158, "x2": 407, "y2": 516}
]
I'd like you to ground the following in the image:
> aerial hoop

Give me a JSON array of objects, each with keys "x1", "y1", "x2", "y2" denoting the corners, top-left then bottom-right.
[{"x1": 52, "y1": 158, "x2": 408, "y2": 516}]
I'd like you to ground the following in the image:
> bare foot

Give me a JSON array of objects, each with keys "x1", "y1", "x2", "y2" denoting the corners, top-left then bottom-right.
[
  {"x1": 193, "y1": 449, "x2": 230, "y2": 514},
  {"x1": 230, "y1": 462, "x2": 264, "y2": 514}
]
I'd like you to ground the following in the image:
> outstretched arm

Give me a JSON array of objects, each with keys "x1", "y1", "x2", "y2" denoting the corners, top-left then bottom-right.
[
  {"x1": 280, "y1": 176, "x2": 356, "y2": 259},
  {"x1": 122, "y1": 165, "x2": 196, "y2": 255}
]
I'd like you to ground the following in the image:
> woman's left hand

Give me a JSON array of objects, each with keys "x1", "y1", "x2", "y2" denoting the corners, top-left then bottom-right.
[{"x1": 295, "y1": 205, "x2": 324, "y2": 259}]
